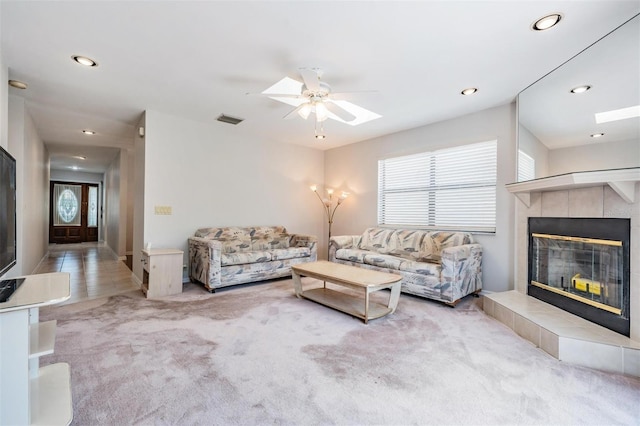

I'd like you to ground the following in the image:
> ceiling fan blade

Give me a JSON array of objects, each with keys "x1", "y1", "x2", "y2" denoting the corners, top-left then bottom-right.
[
  {"x1": 330, "y1": 90, "x2": 378, "y2": 101},
  {"x1": 283, "y1": 103, "x2": 310, "y2": 120},
  {"x1": 246, "y1": 92, "x2": 302, "y2": 98},
  {"x1": 330, "y1": 99, "x2": 382, "y2": 125},
  {"x1": 299, "y1": 68, "x2": 321, "y2": 92},
  {"x1": 325, "y1": 100, "x2": 356, "y2": 122}
]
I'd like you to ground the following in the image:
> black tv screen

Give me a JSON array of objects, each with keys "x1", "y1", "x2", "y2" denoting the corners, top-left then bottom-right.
[{"x1": 0, "y1": 145, "x2": 17, "y2": 277}]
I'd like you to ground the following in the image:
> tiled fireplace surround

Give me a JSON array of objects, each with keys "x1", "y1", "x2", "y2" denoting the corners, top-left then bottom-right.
[{"x1": 484, "y1": 182, "x2": 640, "y2": 377}]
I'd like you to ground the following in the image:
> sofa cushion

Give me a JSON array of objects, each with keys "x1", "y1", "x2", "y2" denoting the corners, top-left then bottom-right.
[
  {"x1": 194, "y1": 227, "x2": 253, "y2": 253},
  {"x1": 252, "y1": 235, "x2": 290, "y2": 250},
  {"x1": 335, "y1": 248, "x2": 369, "y2": 263},
  {"x1": 359, "y1": 228, "x2": 396, "y2": 253},
  {"x1": 221, "y1": 251, "x2": 272, "y2": 266},
  {"x1": 429, "y1": 231, "x2": 474, "y2": 253},
  {"x1": 363, "y1": 253, "x2": 405, "y2": 270},
  {"x1": 270, "y1": 247, "x2": 310, "y2": 261},
  {"x1": 393, "y1": 229, "x2": 428, "y2": 253},
  {"x1": 388, "y1": 249, "x2": 441, "y2": 264},
  {"x1": 399, "y1": 259, "x2": 441, "y2": 276}
]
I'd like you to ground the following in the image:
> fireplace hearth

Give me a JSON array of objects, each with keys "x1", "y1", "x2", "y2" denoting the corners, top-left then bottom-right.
[{"x1": 528, "y1": 217, "x2": 630, "y2": 336}]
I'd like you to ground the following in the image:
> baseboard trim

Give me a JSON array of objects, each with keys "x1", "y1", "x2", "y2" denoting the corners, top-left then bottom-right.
[
  {"x1": 131, "y1": 273, "x2": 142, "y2": 287},
  {"x1": 31, "y1": 251, "x2": 50, "y2": 275}
]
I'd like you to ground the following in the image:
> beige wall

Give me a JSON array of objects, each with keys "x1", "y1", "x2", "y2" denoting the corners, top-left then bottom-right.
[
  {"x1": 548, "y1": 139, "x2": 640, "y2": 176},
  {"x1": 132, "y1": 110, "x2": 325, "y2": 282},
  {"x1": 7, "y1": 96, "x2": 49, "y2": 276},
  {"x1": 0, "y1": 26, "x2": 6, "y2": 151},
  {"x1": 132, "y1": 114, "x2": 146, "y2": 282},
  {"x1": 518, "y1": 125, "x2": 549, "y2": 179},
  {"x1": 325, "y1": 103, "x2": 517, "y2": 293},
  {"x1": 2, "y1": 31, "x2": 50, "y2": 277},
  {"x1": 104, "y1": 150, "x2": 129, "y2": 258}
]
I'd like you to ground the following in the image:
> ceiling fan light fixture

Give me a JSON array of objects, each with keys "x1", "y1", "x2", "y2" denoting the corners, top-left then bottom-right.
[
  {"x1": 315, "y1": 102, "x2": 329, "y2": 122},
  {"x1": 298, "y1": 103, "x2": 312, "y2": 120},
  {"x1": 532, "y1": 13, "x2": 562, "y2": 31}
]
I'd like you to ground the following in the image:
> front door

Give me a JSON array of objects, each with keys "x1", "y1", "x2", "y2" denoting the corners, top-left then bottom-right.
[{"x1": 49, "y1": 181, "x2": 99, "y2": 244}]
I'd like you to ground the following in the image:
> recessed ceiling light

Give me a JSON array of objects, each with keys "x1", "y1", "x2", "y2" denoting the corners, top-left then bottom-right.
[
  {"x1": 315, "y1": 134, "x2": 326, "y2": 140},
  {"x1": 8, "y1": 80, "x2": 28, "y2": 89},
  {"x1": 72, "y1": 155, "x2": 87, "y2": 160},
  {"x1": 461, "y1": 87, "x2": 478, "y2": 96},
  {"x1": 532, "y1": 13, "x2": 562, "y2": 31},
  {"x1": 590, "y1": 133, "x2": 605, "y2": 138},
  {"x1": 595, "y1": 105, "x2": 640, "y2": 124},
  {"x1": 570, "y1": 85, "x2": 591, "y2": 94},
  {"x1": 82, "y1": 130, "x2": 95, "y2": 135},
  {"x1": 72, "y1": 55, "x2": 98, "y2": 67}
]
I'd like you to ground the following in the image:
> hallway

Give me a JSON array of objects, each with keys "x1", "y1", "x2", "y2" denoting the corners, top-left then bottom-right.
[{"x1": 35, "y1": 242, "x2": 140, "y2": 305}]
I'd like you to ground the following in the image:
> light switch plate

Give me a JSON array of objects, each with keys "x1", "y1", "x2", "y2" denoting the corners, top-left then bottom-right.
[{"x1": 154, "y1": 205, "x2": 172, "y2": 215}]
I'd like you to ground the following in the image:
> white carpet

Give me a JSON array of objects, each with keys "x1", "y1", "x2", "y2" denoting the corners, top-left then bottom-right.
[{"x1": 40, "y1": 278, "x2": 640, "y2": 425}]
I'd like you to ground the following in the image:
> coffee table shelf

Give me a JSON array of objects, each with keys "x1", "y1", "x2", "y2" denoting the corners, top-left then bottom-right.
[
  {"x1": 292, "y1": 261, "x2": 402, "y2": 324},
  {"x1": 302, "y1": 287, "x2": 394, "y2": 321}
]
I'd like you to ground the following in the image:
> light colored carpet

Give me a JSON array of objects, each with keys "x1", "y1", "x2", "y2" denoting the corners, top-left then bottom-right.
[{"x1": 40, "y1": 278, "x2": 640, "y2": 425}]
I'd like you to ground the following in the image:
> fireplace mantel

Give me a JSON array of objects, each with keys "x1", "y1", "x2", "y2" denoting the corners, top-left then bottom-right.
[{"x1": 506, "y1": 167, "x2": 640, "y2": 207}]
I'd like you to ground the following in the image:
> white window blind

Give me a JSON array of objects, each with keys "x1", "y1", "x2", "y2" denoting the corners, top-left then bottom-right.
[
  {"x1": 518, "y1": 149, "x2": 535, "y2": 181},
  {"x1": 378, "y1": 140, "x2": 497, "y2": 233}
]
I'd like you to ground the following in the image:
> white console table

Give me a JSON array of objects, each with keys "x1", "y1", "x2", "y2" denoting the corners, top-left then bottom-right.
[{"x1": 0, "y1": 272, "x2": 72, "y2": 425}]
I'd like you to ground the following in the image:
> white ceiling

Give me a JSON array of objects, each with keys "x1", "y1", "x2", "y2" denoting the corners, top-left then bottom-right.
[
  {"x1": 518, "y1": 14, "x2": 640, "y2": 150},
  {"x1": 2, "y1": 1, "x2": 639, "y2": 173}
]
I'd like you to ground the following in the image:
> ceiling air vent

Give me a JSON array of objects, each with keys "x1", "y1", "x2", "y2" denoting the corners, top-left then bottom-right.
[{"x1": 216, "y1": 114, "x2": 244, "y2": 125}]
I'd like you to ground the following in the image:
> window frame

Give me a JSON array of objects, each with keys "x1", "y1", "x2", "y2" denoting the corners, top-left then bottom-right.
[{"x1": 377, "y1": 140, "x2": 498, "y2": 234}]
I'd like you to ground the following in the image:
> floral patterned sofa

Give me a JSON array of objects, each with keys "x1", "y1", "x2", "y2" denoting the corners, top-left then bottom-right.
[
  {"x1": 188, "y1": 226, "x2": 317, "y2": 292},
  {"x1": 329, "y1": 228, "x2": 482, "y2": 306}
]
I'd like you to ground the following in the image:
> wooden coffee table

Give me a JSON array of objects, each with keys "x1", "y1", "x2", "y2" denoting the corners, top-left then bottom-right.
[{"x1": 291, "y1": 261, "x2": 402, "y2": 324}]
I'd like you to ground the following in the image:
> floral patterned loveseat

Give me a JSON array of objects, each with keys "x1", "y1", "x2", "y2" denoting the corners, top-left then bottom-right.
[
  {"x1": 189, "y1": 226, "x2": 317, "y2": 292},
  {"x1": 329, "y1": 228, "x2": 482, "y2": 306}
]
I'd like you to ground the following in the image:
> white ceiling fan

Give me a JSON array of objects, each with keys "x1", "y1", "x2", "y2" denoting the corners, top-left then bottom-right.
[{"x1": 258, "y1": 68, "x2": 381, "y2": 127}]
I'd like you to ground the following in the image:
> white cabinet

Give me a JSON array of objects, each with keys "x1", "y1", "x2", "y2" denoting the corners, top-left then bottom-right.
[
  {"x1": 141, "y1": 248, "x2": 184, "y2": 298},
  {"x1": 0, "y1": 272, "x2": 72, "y2": 425}
]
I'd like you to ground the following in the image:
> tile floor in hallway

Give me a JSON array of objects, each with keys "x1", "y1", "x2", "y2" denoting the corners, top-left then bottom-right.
[{"x1": 35, "y1": 242, "x2": 140, "y2": 305}]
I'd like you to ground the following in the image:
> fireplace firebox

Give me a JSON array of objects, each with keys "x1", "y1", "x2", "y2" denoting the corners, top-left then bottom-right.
[{"x1": 528, "y1": 217, "x2": 630, "y2": 336}]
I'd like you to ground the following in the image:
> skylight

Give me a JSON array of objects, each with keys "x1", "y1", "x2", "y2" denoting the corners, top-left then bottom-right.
[{"x1": 595, "y1": 105, "x2": 640, "y2": 124}]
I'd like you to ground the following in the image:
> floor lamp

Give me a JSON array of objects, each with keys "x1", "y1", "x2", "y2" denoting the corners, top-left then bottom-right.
[{"x1": 310, "y1": 185, "x2": 349, "y2": 259}]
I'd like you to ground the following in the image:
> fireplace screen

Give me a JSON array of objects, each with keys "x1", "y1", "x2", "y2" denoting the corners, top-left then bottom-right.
[{"x1": 530, "y1": 233, "x2": 623, "y2": 315}]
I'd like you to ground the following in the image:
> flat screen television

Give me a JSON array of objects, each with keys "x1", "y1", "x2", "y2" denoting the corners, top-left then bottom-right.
[{"x1": 0, "y1": 145, "x2": 17, "y2": 277}]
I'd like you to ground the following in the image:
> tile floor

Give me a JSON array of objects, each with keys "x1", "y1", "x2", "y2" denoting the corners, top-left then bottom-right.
[{"x1": 35, "y1": 242, "x2": 140, "y2": 305}]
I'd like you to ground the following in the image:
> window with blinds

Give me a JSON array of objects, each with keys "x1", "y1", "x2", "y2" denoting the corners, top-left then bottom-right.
[
  {"x1": 518, "y1": 150, "x2": 535, "y2": 182},
  {"x1": 378, "y1": 140, "x2": 497, "y2": 233}
]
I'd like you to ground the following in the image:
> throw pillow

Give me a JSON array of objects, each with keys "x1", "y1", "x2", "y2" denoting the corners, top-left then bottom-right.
[{"x1": 360, "y1": 228, "x2": 395, "y2": 253}]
